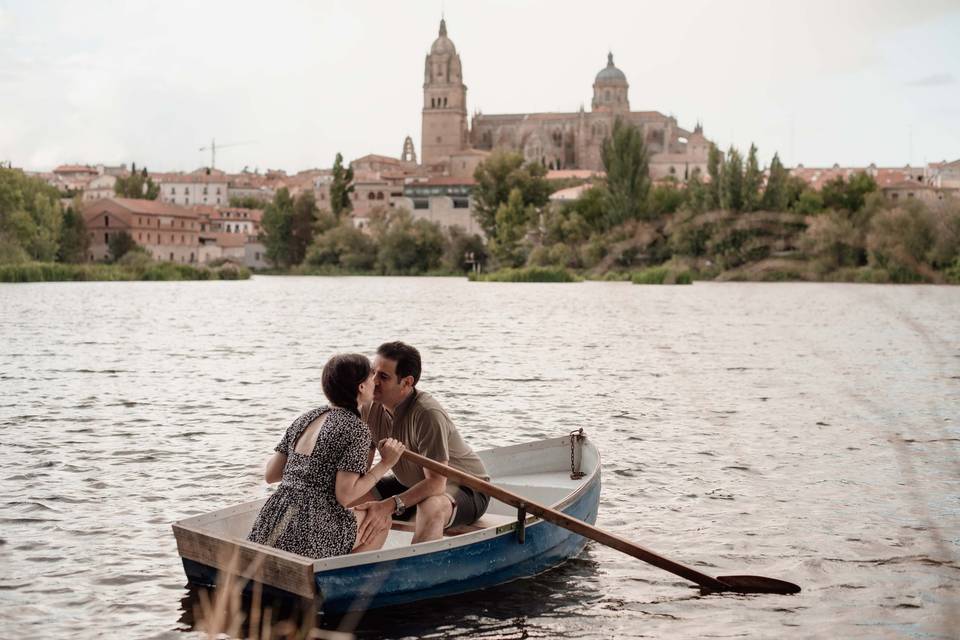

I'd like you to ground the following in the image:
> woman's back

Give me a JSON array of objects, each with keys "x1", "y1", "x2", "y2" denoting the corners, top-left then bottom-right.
[{"x1": 247, "y1": 406, "x2": 370, "y2": 559}]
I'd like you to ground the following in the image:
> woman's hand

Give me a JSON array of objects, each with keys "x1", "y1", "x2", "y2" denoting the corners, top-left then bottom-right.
[{"x1": 378, "y1": 438, "x2": 405, "y2": 468}]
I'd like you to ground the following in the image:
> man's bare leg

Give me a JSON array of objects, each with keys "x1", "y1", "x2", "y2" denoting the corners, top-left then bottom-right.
[{"x1": 411, "y1": 495, "x2": 453, "y2": 544}]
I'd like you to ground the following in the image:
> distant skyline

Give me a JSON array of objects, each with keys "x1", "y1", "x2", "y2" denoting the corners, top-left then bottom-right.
[{"x1": 1, "y1": 0, "x2": 959, "y2": 173}]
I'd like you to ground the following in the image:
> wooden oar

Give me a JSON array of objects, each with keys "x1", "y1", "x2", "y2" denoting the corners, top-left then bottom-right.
[{"x1": 402, "y1": 450, "x2": 800, "y2": 595}]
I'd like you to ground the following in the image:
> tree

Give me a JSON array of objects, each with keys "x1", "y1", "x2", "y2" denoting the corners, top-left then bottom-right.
[
  {"x1": 472, "y1": 149, "x2": 551, "y2": 238},
  {"x1": 288, "y1": 191, "x2": 319, "y2": 265},
  {"x1": 742, "y1": 144, "x2": 762, "y2": 212},
  {"x1": 108, "y1": 230, "x2": 137, "y2": 262},
  {"x1": 229, "y1": 195, "x2": 268, "y2": 208},
  {"x1": 0, "y1": 167, "x2": 63, "y2": 262},
  {"x1": 329, "y1": 153, "x2": 354, "y2": 218},
  {"x1": 762, "y1": 153, "x2": 789, "y2": 211},
  {"x1": 800, "y1": 211, "x2": 866, "y2": 270},
  {"x1": 306, "y1": 221, "x2": 377, "y2": 271},
  {"x1": 443, "y1": 225, "x2": 487, "y2": 272},
  {"x1": 686, "y1": 167, "x2": 708, "y2": 214},
  {"x1": 867, "y1": 203, "x2": 937, "y2": 281},
  {"x1": 648, "y1": 182, "x2": 688, "y2": 217},
  {"x1": 489, "y1": 187, "x2": 536, "y2": 267},
  {"x1": 821, "y1": 172, "x2": 878, "y2": 213},
  {"x1": 601, "y1": 118, "x2": 650, "y2": 226},
  {"x1": 719, "y1": 146, "x2": 743, "y2": 212},
  {"x1": 58, "y1": 206, "x2": 90, "y2": 263},
  {"x1": 705, "y1": 144, "x2": 723, "y2": 210},
  {"x1": 374, "y1": 209, "x2": 446, "y2": 274},
  {"x1": 261, "y1": 188, "x2": 295, "y2": 267},
  {"x1": 115, "y1": 165, "x2": 160, "y2": 200}
]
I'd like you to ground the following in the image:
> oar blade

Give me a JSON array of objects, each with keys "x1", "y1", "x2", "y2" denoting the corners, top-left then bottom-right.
[{"x1": 715, "y1": 575, "x2": 802, "y2": 595}]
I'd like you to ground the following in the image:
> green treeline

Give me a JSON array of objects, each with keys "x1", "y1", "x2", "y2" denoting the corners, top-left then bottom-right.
[
  {"x1": 479, "y1": 119, "x2": 960, "y2": 284},
  {"x1": 0, "y1": 166, "x2": 248, "y2": 282}
]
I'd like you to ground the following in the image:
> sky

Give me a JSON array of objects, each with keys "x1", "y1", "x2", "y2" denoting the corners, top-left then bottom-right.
[{"x1": 1, "y1": 0, "x2": 958, "y2": 173}]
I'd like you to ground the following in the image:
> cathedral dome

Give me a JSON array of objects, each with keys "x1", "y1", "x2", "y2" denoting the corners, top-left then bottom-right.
[
  {"x1": 430, "y1": 18, "x2": 457, "y2": 55},
  {"x1": 595, "y1": 52, "x2": 627, "y2": 84}
]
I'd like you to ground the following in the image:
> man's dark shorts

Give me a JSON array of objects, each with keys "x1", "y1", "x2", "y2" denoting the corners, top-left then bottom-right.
[{"x1": 372, "y1": 475, "x2": 490, "y2": 528}]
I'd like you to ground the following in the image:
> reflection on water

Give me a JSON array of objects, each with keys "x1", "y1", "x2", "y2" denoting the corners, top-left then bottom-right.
[{"x1": 1, "y1": 277, "x2": 958, "y2": 638}]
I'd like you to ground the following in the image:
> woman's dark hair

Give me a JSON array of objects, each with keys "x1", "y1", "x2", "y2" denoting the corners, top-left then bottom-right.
[
  {"x1": 322, "y1": 354, "x2": 371, "y2": 416},
  {"x1": 377, "y1": 341, "x2": 421, "y2": 386}
]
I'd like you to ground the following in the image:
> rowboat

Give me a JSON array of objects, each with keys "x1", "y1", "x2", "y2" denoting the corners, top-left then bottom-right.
[{"x1": 172, "y1": 432, "x2": 600, "y2": 612}]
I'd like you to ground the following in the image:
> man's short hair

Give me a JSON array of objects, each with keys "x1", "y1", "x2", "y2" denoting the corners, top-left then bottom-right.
[{"x1": 377, "y1": 341, "x2": 421, "y2": 386}]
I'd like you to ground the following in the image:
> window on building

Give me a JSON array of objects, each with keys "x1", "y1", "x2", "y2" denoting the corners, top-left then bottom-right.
[
  {"x1": 104, "y1": 233, "x2": 109, "y2": 243},
  {"x1": 181, "y1": 235, "x2": 185, "y2": 243},
  {"x1": 171, "y1": 187, "x2": 176, "y2": 195},
  {"x1": 147, "y1": 233, "x2": 151, "y2": 242},
  {"x1": 185, "y1": 188, "x2": 190, "y2": 195},
  {"x1": 216, "y1": 187, "x2": 221, "y2": 194},
  {"x1": 453, "y1": 198, "x2": 469, "y2": 209},
  {"x1": 255, "y1": 252, "x2": 260, "y2": 260},
  {"x1": 138, "y1": 233, "x2": 142, "y2": 241},
  {"x1": 436, "y1": 136, "x2": 442, "y2": 143},
  {"x1": 104, "y1": 215, "x2": 109, "y2": 227},
  {"x1": 170, "y1": 252, "x2": 174, "y2": 261},
  {"x1": 376, "y1": 192, "x2": 384, "y2": 200},
  {"x1": 190, "y1": 252, "x2": 194, "y2": 262},
  {"x1": 413, "y1": 198, "x2": 429, "y2": 210}
]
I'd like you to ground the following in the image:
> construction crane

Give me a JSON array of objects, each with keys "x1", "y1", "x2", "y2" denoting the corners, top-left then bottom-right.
[{"x1": 198, "y1": 138, "x2": 255, "y2": 170}]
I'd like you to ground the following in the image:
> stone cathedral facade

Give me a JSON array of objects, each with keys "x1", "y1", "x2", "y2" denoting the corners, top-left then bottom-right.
[{"x1": 420, "y1": 19, "x2": 712, "y2": 180}]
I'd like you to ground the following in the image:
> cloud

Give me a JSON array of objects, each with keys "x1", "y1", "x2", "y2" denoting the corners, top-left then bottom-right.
[{"x1": 905, "y1": 73, "x2": 956, "y2": 87}]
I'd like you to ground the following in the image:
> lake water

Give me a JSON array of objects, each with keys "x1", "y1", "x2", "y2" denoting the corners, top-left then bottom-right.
[{"x1": 1, "y1": 276, "x2": 958, "y2": 639}]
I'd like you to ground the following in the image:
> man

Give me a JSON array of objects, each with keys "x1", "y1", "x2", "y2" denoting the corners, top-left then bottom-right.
[{"x1": 354, "y1": 341, "x2": 489, "y2": 544}]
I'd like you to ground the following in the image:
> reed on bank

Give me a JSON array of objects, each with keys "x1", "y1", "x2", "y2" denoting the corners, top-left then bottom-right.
[
  {"x1": 0, "y1": 261, "x2": 250, "y2": 283},
  {"x1": 468, "y1": 266, "x2": 580, "y2": 282}
]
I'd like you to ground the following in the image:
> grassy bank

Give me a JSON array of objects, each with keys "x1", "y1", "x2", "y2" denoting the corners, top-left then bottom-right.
[
  {"x1": 0, "y1": 261, "x2": 251, "y2": 283},
  {"x1": 468, "y1": 266, "x2": 581, "y2": 282},
  {"x1": 631, "y1": 266, "x2": 693, "y2": 285}
]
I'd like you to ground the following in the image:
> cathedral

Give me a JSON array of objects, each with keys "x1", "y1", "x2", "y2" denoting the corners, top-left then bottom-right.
[{"x1": 420, "y1": 18, "x2": 712, "y2": 181}]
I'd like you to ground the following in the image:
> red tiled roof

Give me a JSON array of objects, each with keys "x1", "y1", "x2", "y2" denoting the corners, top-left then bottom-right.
[
  {"x1": 352, "y1": 154, "x2": 401, "y2": 165},
  {"x1": 213, "y1": 233, "x2": 247, "y2": 248},
  {"x1": 882, "y1": 180, "x2": 934, "y2": 190},
  {"x1": 54, "y1": 164, "x2": 98, "y2": 174},
  {"x1": 91, "y1": 197, "x2": 199, "y2": 217}
]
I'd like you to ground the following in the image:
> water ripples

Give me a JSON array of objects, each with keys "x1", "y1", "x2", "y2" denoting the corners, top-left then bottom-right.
[{"x1": 0, "y1": 278, "x2": 958, "y2": 638}]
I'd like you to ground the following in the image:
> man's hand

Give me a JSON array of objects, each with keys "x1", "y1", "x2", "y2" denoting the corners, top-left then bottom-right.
[{"x1": 354, "y1": 499, "x2": 394, "y2": 545}]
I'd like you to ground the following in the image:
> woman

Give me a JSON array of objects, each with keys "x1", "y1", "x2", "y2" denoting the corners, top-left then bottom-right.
[{"x1": 247, "y1": 353, "x2": 404, "y2": 559}]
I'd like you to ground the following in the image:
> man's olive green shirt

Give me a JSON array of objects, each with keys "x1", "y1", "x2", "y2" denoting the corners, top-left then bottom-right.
[{"x1": 362, "y1": 390, "x2": 489, "y2": 496}]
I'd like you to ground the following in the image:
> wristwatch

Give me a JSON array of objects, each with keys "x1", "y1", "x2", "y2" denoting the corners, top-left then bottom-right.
[{"x1": 392, "y1": 495, "x2": 406, "y2": 516}]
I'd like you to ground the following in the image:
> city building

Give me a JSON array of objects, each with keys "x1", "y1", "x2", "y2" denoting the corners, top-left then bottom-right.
[
  {"x1": 419, "y1": 19, "x2": 711, "y2": 180},
  {"x1": 156, "y1": 169, "x2": 229, "y2": 207},
  {"x1": 82, "y1": 197, "x2": 200, "y2": 263},
  {"x1": 926, "y1": 159, "x2": 960, "y2": 189},
  {"x1": 82, "y1": 174, "x2": 117, "y2": 201},
  {"x1": 395, "y1": 176, "x2": 482, "y2": 235}
]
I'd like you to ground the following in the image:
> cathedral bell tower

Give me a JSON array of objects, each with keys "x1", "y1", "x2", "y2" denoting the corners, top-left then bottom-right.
[{"x1": 421, "y1": 18, "x2": 468, "y2": 168}]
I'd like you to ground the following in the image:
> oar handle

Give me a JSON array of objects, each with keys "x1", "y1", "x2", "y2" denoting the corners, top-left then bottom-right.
[{"x1": 400, "y1": 449, "x2": 729, "y2": 592}]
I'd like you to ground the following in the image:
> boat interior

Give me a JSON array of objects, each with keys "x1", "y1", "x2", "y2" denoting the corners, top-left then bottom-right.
[{"x1": 182, "y1": 435, "x2": 597, "y2": 552}]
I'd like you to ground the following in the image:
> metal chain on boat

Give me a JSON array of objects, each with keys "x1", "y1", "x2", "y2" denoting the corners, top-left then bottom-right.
[{"x1": 569, "y1": 428, "x2": 585, "y2": 479}]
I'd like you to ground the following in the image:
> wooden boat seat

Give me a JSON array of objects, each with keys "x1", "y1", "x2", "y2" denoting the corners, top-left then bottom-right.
[{"x1": 389, "y1": 512, "x2": 517, "y2": 537}]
